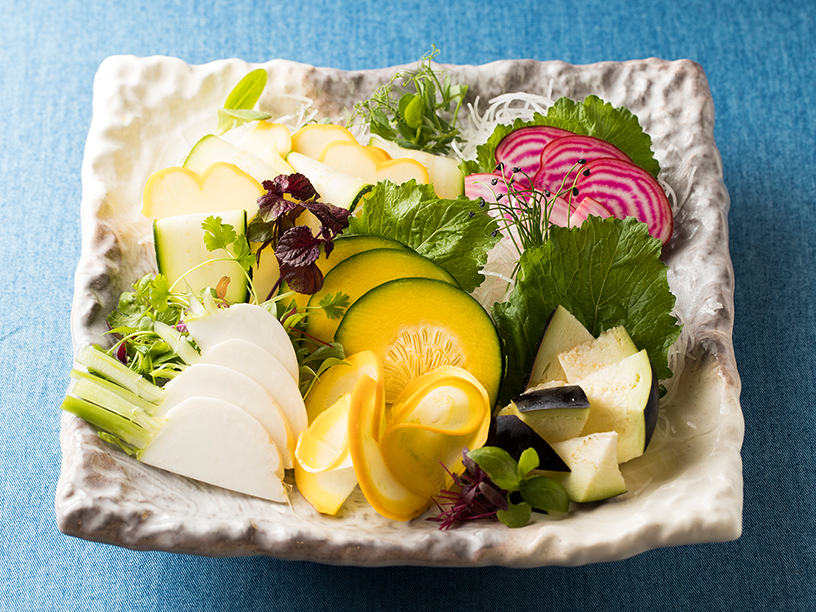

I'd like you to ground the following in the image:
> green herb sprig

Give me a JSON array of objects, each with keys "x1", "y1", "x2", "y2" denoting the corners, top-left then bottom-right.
[
  {"x1": 350, "y1": 47, "x2": 467, "y2": 155},
  {"x1": 430, "y1": 446, "x2": 569, "y2": 529}
]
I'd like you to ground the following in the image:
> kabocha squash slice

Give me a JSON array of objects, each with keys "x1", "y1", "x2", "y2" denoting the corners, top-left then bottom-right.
[
  {"x1": 288, "y1": 235, "x2": 409, "y2": 310},
  {"x1": 305, "y1": 248, "x2": 458, "y2": 343},
  {"x1": 335, "y1": 278, "x2": 503, "y2": 407}
]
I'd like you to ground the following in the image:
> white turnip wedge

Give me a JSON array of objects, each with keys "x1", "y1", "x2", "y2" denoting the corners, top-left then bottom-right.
[
  {"x1": 139, "y1": 397, "x2": 288, "y2": 502},
  {"x1": 184, "y1": 303, "x2": 299, "y2": 384},
  {"x1": 157, "y1": 363, "x2": 295, "y2": 468},
  {"x1": 197, "y1": 338, "x2": 308, "y2": 439}
]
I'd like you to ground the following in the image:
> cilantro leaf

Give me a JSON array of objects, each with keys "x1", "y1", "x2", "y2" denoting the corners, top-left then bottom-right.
[
  {"x1": 464, "y1": 95, "x2": 659, "y2": 178},
  {"x1": 318, "y1": 291, "x2": 350, "y2": 320},
  {"x1": 346, "y1": 180, "x2": 500, "y2": 293},
  {"x1": 492, "y1": 216, "x2": 680, "y2": 403},
  {"x1": 202, "y1": 215, "x2": 237, "y2": 252}
]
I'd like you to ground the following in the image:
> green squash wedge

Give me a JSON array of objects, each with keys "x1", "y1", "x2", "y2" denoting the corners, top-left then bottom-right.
[{"x1": 335, "y1": 278, "x2": 502, "y2": 408}]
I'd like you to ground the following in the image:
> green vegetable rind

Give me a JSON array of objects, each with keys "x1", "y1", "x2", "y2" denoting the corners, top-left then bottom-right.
[
  {"x1": 492, "y1": 216, "x2": 680, "y2": 403},
  {"x1": 462, "y1": 95, "x2": 660, "y2": 179},
  {"x1": 346, "y1": 180, "x2": 500, "y2": 293}
]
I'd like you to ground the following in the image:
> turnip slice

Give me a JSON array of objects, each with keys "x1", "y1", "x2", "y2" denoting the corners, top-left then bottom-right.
[
  {"x1": 568, "y1": 196, "x2": 613, "y2": 227},
  {"x1": 494, "y1": 126, "x2": 572, "y2": 181},
  {"x1": 533, "y1": 134, "x2": 632, "y2": 194},
  {"x1": 198, "y1": 338, "x2": 308, "y2": 438},
  {"x1": 139, "y1": 396, "x2": 287, "y2": 502},
  {"x1": 574, "y1": 158, "x2": 673, "y2": 244},
  {"x1": 157, "y1": 363, "x2": 295, "y2": 468},
  {"x1": 184, "y1": 303, "x2": 299, "y2": 383}
]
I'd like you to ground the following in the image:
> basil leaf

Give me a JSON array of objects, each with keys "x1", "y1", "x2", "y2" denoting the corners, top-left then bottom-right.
[
  {"x1": 520, "y1": 475, "x2": 570, "y2": 514},
  {"x1": 496, "y1": 499, "x2": 532, "y2": 528},
  {"x1": 467, "y1": 447, "x2": 520, "y2": 492},
  {"x1": 517, "y1": 447, "x2": 540, "y2": 478}
]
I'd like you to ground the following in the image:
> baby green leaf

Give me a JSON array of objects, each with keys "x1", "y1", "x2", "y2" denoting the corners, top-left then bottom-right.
[{"x1": 215, "y1": 69, "x2": 269, "y2": 135}]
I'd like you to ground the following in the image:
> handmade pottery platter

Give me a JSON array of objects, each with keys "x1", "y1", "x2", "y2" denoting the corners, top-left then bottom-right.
[{"x1": 56, "y1": 55, "x2": 743, "y2": 567}]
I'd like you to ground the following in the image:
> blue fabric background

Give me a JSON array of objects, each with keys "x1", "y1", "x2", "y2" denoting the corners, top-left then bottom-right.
[{"x1": 1, "y1": 0, "x2": 813, "y2": 609}]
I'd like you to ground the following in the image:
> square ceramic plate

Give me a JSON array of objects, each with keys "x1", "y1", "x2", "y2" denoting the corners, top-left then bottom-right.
[{"x1": 56, "y1": 55, "x2": 743, "y2": 567}]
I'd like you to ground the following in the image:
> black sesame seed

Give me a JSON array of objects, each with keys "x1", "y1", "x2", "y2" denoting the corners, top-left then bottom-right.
[
  {"x1": 491, "y1": 178, "x2": 498, "y2": 185},
  {"x1": 479, "y1": 198, "x2": 486, "y2": 208},
  {"x1": 468, "y1": 211, "x2": 475, "y2": 218},
  {"x1": 512, "y1": 166, "x2": 521, "y2": 173},
  {"x1": 491, "y1": 229, "x2": 499, "y2": 237},
  {"x1": 544, "y1": 190, "x2": 551, "y2": 197},
  {"x1": 578, "y1": 158, "x2": 587, "y2": 164},
  {"x1": 572, "y1": 187, "x2": 579, "y2": 196}
]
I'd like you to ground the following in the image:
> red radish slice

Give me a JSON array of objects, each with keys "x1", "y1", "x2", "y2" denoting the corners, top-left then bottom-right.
[
  {"x1": 569, "y1": 197, "x2": 613, "y2": 227},
  {"x1": 495, "y1": 126, "x2": 573, "y2": 182},
  {"x1": 574, "y1": 158, "x2": 673, "y2": 244},
  {"x1": 533, "y1": 135, "x2": 632, "y2": 194}
]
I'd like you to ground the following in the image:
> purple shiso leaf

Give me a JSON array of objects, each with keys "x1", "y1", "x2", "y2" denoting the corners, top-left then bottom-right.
[
  {"x1": 275, "y1": 226, "x2": 322, "y2": 267},
  {"x1": 279, "y1": 261, "x2": 324, "y2": 295}
]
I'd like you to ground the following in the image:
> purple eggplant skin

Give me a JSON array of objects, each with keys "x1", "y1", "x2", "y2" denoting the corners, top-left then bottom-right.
[
  {"x1": 643, "y1": 362, "x2": 660, "y2": 452},
  {"x1": 487, "y1": 415, "x2": 570, "y2": 472},
  {"x1": 513, "y1": 385, "x2": 590, "y2": 413}
]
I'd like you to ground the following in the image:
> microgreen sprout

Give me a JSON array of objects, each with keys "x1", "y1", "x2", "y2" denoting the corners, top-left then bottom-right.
[{"x1": 349, "y1": 46, "x2": 467, "y2": 155}]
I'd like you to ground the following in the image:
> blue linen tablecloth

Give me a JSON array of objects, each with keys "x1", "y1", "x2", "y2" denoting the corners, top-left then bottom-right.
[{"x1": 1, "y1": 0, "x2": 813, "y2": 609}]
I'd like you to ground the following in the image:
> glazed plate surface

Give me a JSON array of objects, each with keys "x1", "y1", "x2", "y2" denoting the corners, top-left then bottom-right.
[{"x1": 57, "y1": 56, "x2": 743, "y2": 566}]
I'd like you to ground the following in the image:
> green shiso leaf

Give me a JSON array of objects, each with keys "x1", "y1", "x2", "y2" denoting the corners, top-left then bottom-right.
[
  {"x1": 346, "y1": 180, "x2": 500, "y2": 293},
  {"x1": 463, "y1": 95, "x2": 660, "y2": 178},
  {"x1": 492, "y1": 216, "x2": 681, "y2": 404}
]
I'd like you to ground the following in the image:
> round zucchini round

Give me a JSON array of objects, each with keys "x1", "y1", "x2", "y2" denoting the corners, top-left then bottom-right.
[
  {"x1": 335, "y1": 277, "x2": 502, "y2": 407},
  {"x1": 306, "y1": 248, "x2": 458, "y2": 343}
]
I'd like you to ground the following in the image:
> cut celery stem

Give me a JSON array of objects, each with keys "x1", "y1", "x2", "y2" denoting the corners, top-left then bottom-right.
[
  {"x1": 70, "y1": 376, "x2": 162, "y2": 430},
  {"x1": 70, "y1": 368, "x2": 159, "y2": 414},
  {"x1": 61, "y1": 395, "x2": 154, "y2": 449},
  {"x1": 76, "y1": 345, "x2": 164, "y2": 403}
]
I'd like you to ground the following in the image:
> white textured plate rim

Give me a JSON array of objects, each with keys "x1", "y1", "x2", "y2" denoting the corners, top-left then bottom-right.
[{"x1": 56, "y1": 55, "x2": 743, "y2": 567}]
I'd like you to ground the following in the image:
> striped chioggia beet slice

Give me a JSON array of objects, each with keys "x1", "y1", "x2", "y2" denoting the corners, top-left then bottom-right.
[
  {"x1": 568, "y1": 197, "x2": 613, "y2": 227},
  {"x1": 495, "y1": 126, "x2": 573, "y2": 182},
  {"x1": 533, "y1": 134, "x2": 632, "y2": 195},
  {"x1": 546, "y1": 196, "x2": 575, "y2": 228},
  {"x1": 465, "y1": 173, "x2": 510, "y2": 204},
  {"x1": 574, "y1": 158, "x2": 673, "y2": 244}
]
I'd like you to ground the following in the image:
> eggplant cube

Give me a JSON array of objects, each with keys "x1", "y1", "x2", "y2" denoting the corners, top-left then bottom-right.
[
  {"x1": 525, "y1": 306, "x2": 593, "y2": 389},
  {"x1": 502, "y1": 384, "x2": 591, "y2": 443},
  {"x1": 558, "y1": 325, "x2": 638, "y2": 383},
  {"x1": 575, "y1": 349, "x2": 659, "y2": 463},
  {"x1": 537, "y1": 432, "x2": 627, "y2": 503}
]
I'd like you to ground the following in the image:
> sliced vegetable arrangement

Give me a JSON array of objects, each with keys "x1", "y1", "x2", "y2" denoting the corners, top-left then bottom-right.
[{"x1": 62, "y1": 51, "x2": 685, "y2": 530}]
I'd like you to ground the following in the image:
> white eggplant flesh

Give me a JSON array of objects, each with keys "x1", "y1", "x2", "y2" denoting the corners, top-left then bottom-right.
[
  {"x1": 184, "y1": 303, "x2": 299, "y2": 383},
  {"x1": 198, "y1": 338, "x2": 308, "y2": 438},
  {"x1": 139, "y1": 397, "x2": 288, "y2": 502},
  {"x1": 157, "y1": 363, "x2": 295, "y2": 468}
]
